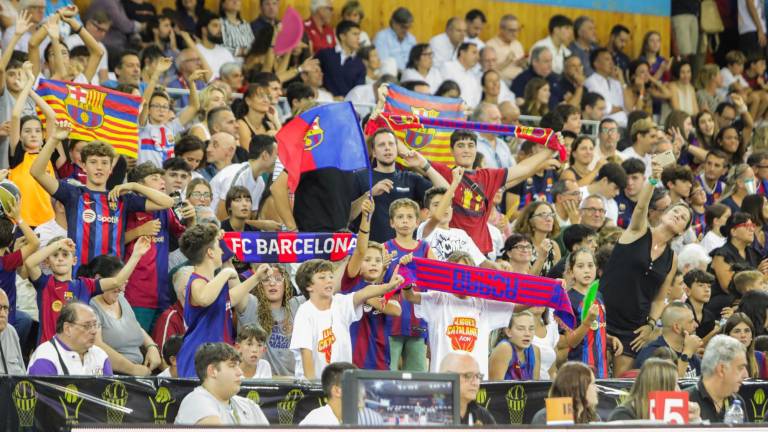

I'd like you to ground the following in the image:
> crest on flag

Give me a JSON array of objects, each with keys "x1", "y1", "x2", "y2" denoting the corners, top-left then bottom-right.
[
  {"x1": 304, "y1": 117, "x2": 324, "y2": 150},
  {"x1": 405, "y1": 107, "x2": 440, "y2": 149},
  {"x1": 66, "y1": 85, "x2": 106, "y2": 129}
]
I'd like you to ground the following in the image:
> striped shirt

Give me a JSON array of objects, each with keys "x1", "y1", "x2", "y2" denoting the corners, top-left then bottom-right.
[{"x1": 221, "y1": 18, "x2": 255, "y2": 56}]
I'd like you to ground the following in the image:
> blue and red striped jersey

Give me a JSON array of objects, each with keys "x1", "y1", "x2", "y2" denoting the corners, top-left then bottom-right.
[
  {"x1": 177, "y1": 272, "x2": 235, "y2": 378},
  {"x1": 32, "y1": 274, "x2": 100, "y2": 343},
  {"x1": 0, "y1": 250, "x2": 23, "y2": 326},
  {"x1": 341, "y1": 271, "x2": 390, "y2": 370},
  {"x1": 53, "y1": 181, "x2": 146, "y2": 268},
  {"x1": 567, "y1": 289, "x2": 609, "y2": 379},
  {"x1": 383, "y1": 239, "x2": 430, "y2": 338}
]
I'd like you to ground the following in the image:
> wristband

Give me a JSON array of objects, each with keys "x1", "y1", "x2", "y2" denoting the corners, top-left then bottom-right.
[
  {"x1": 146, "y1": 343, "x2": 159, "y2": 350},
  {"x1": 421, "y1": 160, "x2": 432, "y2": 171},
  {"x1": 359, "y1": 229, "x2": 369, "y2": 235}
]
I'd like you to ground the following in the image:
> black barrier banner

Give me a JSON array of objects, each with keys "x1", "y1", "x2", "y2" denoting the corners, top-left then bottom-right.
[{"x1": 0, "y1": 376, "x2": 767, "y2": 431}]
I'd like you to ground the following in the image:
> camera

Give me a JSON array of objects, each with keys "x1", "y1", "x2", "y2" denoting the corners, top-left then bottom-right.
[{"x1": 169, "y1": 191, "x2": 186, "y2": 220}]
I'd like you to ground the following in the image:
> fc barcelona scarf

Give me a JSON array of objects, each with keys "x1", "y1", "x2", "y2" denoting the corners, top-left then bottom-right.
[
  {"x1": 222, "y1": 232, "x2": 356, "y2": 263},
  {"x1": 407, "y1": 257, "x2": 575, "y2": 328}
]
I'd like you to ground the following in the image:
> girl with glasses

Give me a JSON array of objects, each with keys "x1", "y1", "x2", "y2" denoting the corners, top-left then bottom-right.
[{"x1": 515, "y1": 201, "x2": 561, "y2": 276}]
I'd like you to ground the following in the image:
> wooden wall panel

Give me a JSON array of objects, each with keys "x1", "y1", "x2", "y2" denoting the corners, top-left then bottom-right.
[{"x1": 75, "y1": 0, "x2": 670, "y2": 57}]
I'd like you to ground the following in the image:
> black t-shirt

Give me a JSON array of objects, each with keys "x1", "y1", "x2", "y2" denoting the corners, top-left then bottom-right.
[
  {"x1": 460, "y1": 401, "x2": 496, "y2": 425},
  {"x1": 122, "y1": 0, "x2": 157, "y2": 24},
  {"x1": 672, "y1": 0, "x2": 700, "y2": 16},
  {"x1": 293, "y1": 168, "x2": 355, "y2": 232},
  {"x1": 707, "y1": 241, "x2": 760, "y2": 314},
  {"x1": 686, "y1": 299, "x2": 718, "y2": 339},
  {"x1": 350, "y1": 168, "x2": 432, "y2": 242}
]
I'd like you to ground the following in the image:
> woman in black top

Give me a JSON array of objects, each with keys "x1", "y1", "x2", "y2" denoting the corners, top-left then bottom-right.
[
  {"x1": 608, "y1": 358, "x2": 681, "y2": 421},
  {"x1": 708, "y1": 212, "x2": 763, "y2": 315},
  {"x1": 601, "y1": 161, "x2": 693, "y2": 377}
]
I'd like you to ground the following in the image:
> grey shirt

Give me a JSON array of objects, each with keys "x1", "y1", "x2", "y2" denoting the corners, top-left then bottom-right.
[
  {"x1": 91, "y1": 294, "x2": 146, "y2": 364},
  {"x1": 237, "y1": 294, "x2": 304, "y2": 377},
  {"x1": 0, "y1": 324, "x2": 25, "y2": 374},
  {"x1": 175, "y1": 386, "x2": 269, "y2": 425}
]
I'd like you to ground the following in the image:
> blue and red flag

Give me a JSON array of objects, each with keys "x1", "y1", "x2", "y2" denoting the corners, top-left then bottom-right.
[
  {"x1": 276, "y1": 102, "x2": 370, "y2": 191},
  {"x1": 222, "y1": 231, "x2": 357, "y2": 263},
  {"x1": 36, "y1": 79, "x2": 142, "y2": 159},
  {"x1": 408, "y1": 257, "x2": 575, "y2": 328}
]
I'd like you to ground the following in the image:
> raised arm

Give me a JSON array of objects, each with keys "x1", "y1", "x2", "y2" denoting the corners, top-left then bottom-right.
[
  {"x1": 189, "y1": 267, "x2": 238, "y2": 307},
  {"x1": 623, "y1": 160, "x2": 660, "y2": 238},
  {"x1": 400, "y1": 145, "x2": 450, "y2": 189},
  {"x1": 138, "y1": 57, "x2": 173, "y2": 126},
  {"x1": 504, "y1": 147, "x2": 556, "y2": 187},
  {"x1": 176, "y1": 70, "x2": 204, "y2": 125},
  {"x1": 346, "y1": 198, "x2": 373, "y2": 278},
  {"x1": 9, "y1": 62, "x2": 35, "y2": 157},
  {"x1": 422, "y1": 167, "x2": 463, "y2": 239},
  {"x1": 352, "y1": 269, "x2": 404, "y2": 308},
  {"x1": 29, "y1": 89, "x2": 57, "y2": 139},
  {"x1": 99, "y1": 237, "x2": 151, "y2": 291},
  {"x1": 229, "y1": 263, "x2": 271, "y2": 309},
  {"x1": 31, "y1": 120, "x2": 70, "y2": 195},
  {"x1": 108, "y1": 181, "x2": 174, "y2": 211},
  {"x1": 178, "y1": 31, "x2": 213, "y2": 80},
  {"x1": 26, "y1": 19, "x2": 49, "y2": 78},
  {"x1": 25, "y1": 238, "x2": 75, "y2": 281},
  {"x1": 0, "y1": 11, "x2": 34, "y2": 95},
  {"x1": 44, "y1": 16, "x2": 67, "y2": 80},
  {"x1": 62, "y1": 7, "x2": 103, "y2": 82},
  {"x1": 5, "y1": 200, "x2": 40, "y2": 260}
]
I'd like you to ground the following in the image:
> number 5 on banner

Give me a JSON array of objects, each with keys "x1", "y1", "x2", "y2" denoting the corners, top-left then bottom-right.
[{"x1": 649, "y1": 391, "x2": 689, "y2": 424}]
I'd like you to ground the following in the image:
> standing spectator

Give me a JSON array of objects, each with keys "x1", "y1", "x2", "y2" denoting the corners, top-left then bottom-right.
[
  {"x1": 585, "y1": 47, "x2": 628, "y2": 127},
  {"x1": 219, "y1": 0, "x2": 254, "y2": 57},
  {"x1": 401, "y1": 44, "x2": 443, "y2": 93},
  {"x1": 250, "y1": 0, "x2": 280, "y2": 36},
  {"x1": 569, "y1": 16, "x2": 598, "y2": 77},
  {"x1": 65, "y1": 11, "x2": 112, "y2": 84},
  {"x1": 86, "y1": 0, "x2": 139, "y2": 52},
  {"x1": 304, "y1": 0, "x2": 335, "y2": 54},
  {"x1": 429, "y1": 17, "x2": 467, "y2": 70},
  {"x1": 485, "y1": 14, "x2": 525, "y2": 83},
  {"x1": 316, "y1": 20, "x2": 365, "y2": 98},
  {"x1": 510, "y1": 46, "x2": 560, "y2": 108},
  {"x1": 686, "y1": 335, "x2": 748, "y2": 423},
  {"x1": 531, "y1": 15, "x2": 573, "y2": 75},
  {"x1": 372, "y1": 7, "x2": 415, "y2": 72},
  {"x1": 639, "y1": 31, "x2": 669, "y2": 82},
  {"x1": 480, "y1": 69, "x2": 515, "y2": 106},
  {"x1": 440, "y1": 42, "x2": 482, "y2": 107},
  {"x1": 2, "y1": 0, "x2": 44, "y2": 53},
  {"x1": 672, "y1": 1, "x2": 700, "y2": 59},
  {"x1": 464, "y1": 9, "x2": 486, "y2": 49},
  {"x1": 738, "y1": 0, "x2": 767, "y2": 59},
  {"x1": 607, "y1": 25, "x2": 631, "y2": 76},
  {"x1": 474, "y1": 103, "x2": 515, "y2": 168},
  {"x1": 195, "y1": 13, "x2": 235, "y2": 81}
]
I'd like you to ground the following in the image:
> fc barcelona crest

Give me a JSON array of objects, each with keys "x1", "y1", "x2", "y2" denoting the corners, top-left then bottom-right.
[
  {"x1": 405, "y1": 107, "x2": 439, "y2": 149},
  {"x1": 304, "y1": 117, "x2": 324, "y2": 150},
  {"x1": 66, "y1": 85, "x2": 106, "y2": 129}
]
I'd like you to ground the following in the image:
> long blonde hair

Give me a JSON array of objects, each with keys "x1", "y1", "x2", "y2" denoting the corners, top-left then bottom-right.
[
  {"x1": 622, "y1": 358, "x2": 678, "y2": 419},
  {"x1": 252, "y1": 264, "x2": 295, "y2": 336}
]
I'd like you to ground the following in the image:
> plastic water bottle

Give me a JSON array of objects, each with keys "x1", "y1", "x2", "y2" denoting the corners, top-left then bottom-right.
[{"x1": 724, "y1": 400, "x2": 744, "y2": 424}]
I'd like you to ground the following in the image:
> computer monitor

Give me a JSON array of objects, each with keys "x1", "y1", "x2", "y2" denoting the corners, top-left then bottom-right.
[{"x1": 341, "y1": 370, "x2": 460, "y2": 426}]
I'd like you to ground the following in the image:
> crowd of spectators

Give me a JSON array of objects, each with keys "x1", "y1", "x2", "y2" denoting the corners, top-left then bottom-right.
[{"x1": 0, "y1": 0, "x2": 766, "y2": 426}]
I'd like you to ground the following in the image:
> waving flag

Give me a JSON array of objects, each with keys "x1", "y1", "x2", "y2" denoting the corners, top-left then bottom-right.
[
  {"x1": 384, "y1": 84, "x2": 465, "y2": 164},
  {"x1": 276, "y1": 102, "x2": 370, "y2": 191},
  {"x1": 36, "y1": 79, "x2": 141, "y2": 158}
]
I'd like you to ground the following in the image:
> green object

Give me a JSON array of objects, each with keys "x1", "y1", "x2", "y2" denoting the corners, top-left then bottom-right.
[{"x1": 581, "y1": 280, "x2": 600, "y2": 322}]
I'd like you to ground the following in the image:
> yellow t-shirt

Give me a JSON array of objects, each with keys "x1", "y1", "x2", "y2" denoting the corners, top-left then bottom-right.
[{"x1": 9, "y1": 151, "x2": 54, "y2": 226}]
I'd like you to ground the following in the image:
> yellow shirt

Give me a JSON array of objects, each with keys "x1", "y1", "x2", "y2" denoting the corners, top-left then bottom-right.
[{"x1": 9, "y1": 151, "x2": 54, "y2": 226}]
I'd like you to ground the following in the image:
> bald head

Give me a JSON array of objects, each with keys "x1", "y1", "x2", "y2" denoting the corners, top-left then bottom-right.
[
  {"x1": 439, "y1": 351, "x2": 479, "y2": 373},
  {"x1": 0, "y1": 288, "x2": 8, "y2": 332},
  {"x1": 661, "y1": 301, "x2": 693, "y2": 329},
  {"x1": 207, "y1": 132, "x2": 237, "y2": 164}
]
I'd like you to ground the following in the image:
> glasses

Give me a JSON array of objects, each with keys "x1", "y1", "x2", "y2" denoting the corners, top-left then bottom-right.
[
  {"x1": 511, "y1": 244, "x2": 533, "y2": 251},
  {"x1": 531, "y1": 212, "x2": 555, "y2": 219},
  {"x1": 190, "y1": 192, "x2": 212, "y2": 199},
  {"x1": 70, "y1": 321, "x2": 101, "y2": 331},
  {"x1": 601, "y1": 128, "x2": 619, "y2": 134},
  {"x1": 264, "y1": 275, "x2": 285, "y2": 283},
  {"x1": 0, "y1": 304, "x2": 9, "y2": 312},
  {"x1": 581, "y1": 207, "x2": 606, "y2": 214},
  {"x1": 459, "y1": 372, "x2": 484, "y2": 381},
  {"x1": 150, "y1": 104, "x2": 170, "y2": 110}
]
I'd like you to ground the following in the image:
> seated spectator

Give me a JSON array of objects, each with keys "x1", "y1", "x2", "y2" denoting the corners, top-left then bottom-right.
[
  {"x1": 303, "y1": 0, "x2": 334, "y2": 54},
  {"x1": 639, "y1": 31, "x2": 669, "y2": 82},
  {"x1": 439, "y1": 42, "x2": 482, "y2": 107},
  {"x1": 435, "y1": 79, "x2": 461, "y2": 98},
  {"x1": 316, "y1": 20, "x2": 365, "y2": 98},
  {"x1": 485, "y1": 14, "x2": 525, "y2": 84},
  {"x1": 439, "y1": 352, "x2": 496, "y2": 425},
  {"x1": 686, "y1": 335, "x2": 748, "y2": 423},
  {"x1": 709, "y1": 211, "x2": 761, "y2": 315},
  {"x1": 621, "y1": 118, "x2": 656, "y2": 177},
  {"x1": 219, "y1": 0, "x2": 254, "y2": 57},
  {"x1": 531, "y1": 362, "x2": 600, "y2": 424},
  {"x1": 235, "y1": 324, "x2": 272, "y2": 379},
  {"x1": 157, "y1": 333, "x2": 183, "y2": 377},
  {"x1": 697, "y1": 64, "x2": 725, "y2": 113},
  {"x1": 635, "y1": 301, "x2": 702, "y2": 378},
  {"x1": 733, "y1": 270, "x2": 765, "y2": 297},
  {"x1": 683, "y1": 269, "x2": 725, "y2": 343},
  {"x1": 520, "y1": 77, "x2": 550, "y2": 117},
  {"x1": 300, "y1": 362, "x2": 357, "y2": 425},
  {"x1": 480, "y1": 70, "x2": 515, "y2": 106},
  {"x1": 372, "y1": 7, "x2": 415, "y2": 72},
  {"x1": 430, "y1": 17, "x2": 467, "y2": 70},
  {"x1": 220, "y1": 62, "x2": 245, "y2": 93},
  {"x1": 489, "y1": 311, "x2": 541, "y2": 379},
  {"x1": 677, "y1": 243, "x2": 713, "y2": 274},
  {"x1": 221, "y1": 186, "x2": 258, "y2": 233},
  {"x1": 568, "y1": 16, "x2": 597, "y2": 77},
  {"x1": 162, "y1": 157, "x2": 193, "y2": 195},
  {"x1": 511, "y1": 46, "x2": 559, "y2": 108},
  {"x1": 464, "y1": 9, "x2": 486, "y2": 49},
  {"x1": 585, "y1": 47, "x2": 627, "y2": 127},
  {"x1": 607, "y1": 25, "x2": 631, "y2": 76},
  {"x1": 665, "y1": 60, "x2": 699, "y2": 117},
  {"x1": 552, "y1": 55, "x2": 586, "y2": 108},
  {"x1": 175, "y1": 342, "x2": 269, "y2": 425},
  {"x1": 0, "y1": 288, "x2": 24, "y2": 374},
  {"x1": 738, "y1": 290, "x2": 768, "y2": 338},
  {"x1": 28, "y1": 301, "x2": 113, "y2": 375},
  {"x1": 473, "y1": 103, "x2": 514, "y2": 168},
  {"x1": 723, "y1": 313, "x2": 768, "y2": 379},
  {"x1": 401, "y1": 44, "x2": 443, "y2": 93},
  {"x1": 531, "y1": 15, "x2": 573, "y2": 75},
  {"x1": 195, "y1": 13, "x2": 235, "y2": 82},
  {"x1": 236, "y1": 83, "x2": 280, "y2": 150},
  {"x1": 186, "y1": 178, "x2": 213, "y2": 209},
  {"x1": 626, "y1": 60, "x2": 669, "y2": 117}
]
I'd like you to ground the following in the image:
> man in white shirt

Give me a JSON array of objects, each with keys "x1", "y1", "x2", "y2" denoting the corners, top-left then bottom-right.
[
  {"x1": 531, "y1": 15, "x2": 573, "y2": 75},
  {"x1": 621, "y1": 118, "x2": 657, "y2": 177},
  {"x1": 210, "y1": 135, "x2": 277, "y2": 220},
  {"x1": 299, "y1": 361, "x2": 356, "y2": 425},
  {"x1": 65, "y1": 11, "x2": 111, "y2": 84},
  {"x1": 175, "y1": 343, "x2": 269, "y2": 425},
  {"x1": 464, "y1": 9, "x2": 486, "y2": 50},
  {"x1": 473, "y1": 103, "x2": 515, "y2": 168},
  {"x1": 430, "y1": 17, "x2": 467, "y2": 70},
  {"x1": 485, "y1": 15, "x2": 526, "y2": 83},
  {"x1": 440, "y1": 42, "x2": 482, "y2": 107},
  {"x1": 585, "y1": 47, "x2": 627, "y2": 127},
  {"x1": 196, "y1": 13, "x2": 236, "y2": 81},
  {"x1": 28, "y1": 302, "x2": 112, "y2": 376}
]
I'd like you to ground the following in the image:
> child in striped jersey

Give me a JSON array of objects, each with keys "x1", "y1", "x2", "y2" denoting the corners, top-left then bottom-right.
[{"x1": 341, "y1": 198, "x2": 402, "y2": 370}]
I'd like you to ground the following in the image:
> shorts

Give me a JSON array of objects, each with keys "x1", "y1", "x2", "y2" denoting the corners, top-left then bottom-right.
[
  {"x1": 610, "y1": 328, "x2": 641, "y2": 359},
  {"x1": 740, "y1": 31, "x2": 768, "y2": 61}
]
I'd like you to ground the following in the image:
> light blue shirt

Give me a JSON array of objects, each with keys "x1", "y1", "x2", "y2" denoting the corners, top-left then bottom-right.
[
  {"x1": 373, "y1": 27, "x2": 416, "y2": 71},
  {"x1": 477, "y1": 135, "x2": 516, "y2": 169}
]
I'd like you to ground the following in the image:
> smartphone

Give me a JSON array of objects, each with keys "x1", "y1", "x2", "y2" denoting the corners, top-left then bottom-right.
[{"x1": 652, "y1": 149, "x2": 676, "y2": 168}]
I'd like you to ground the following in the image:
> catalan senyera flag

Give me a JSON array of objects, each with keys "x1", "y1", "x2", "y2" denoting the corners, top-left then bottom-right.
[
  {"x1": 36, "y1": 79, "x2": 142, "y2": 159},
  {"x1": 383, "y1": 84, "x2": 465, "y2": 164}
]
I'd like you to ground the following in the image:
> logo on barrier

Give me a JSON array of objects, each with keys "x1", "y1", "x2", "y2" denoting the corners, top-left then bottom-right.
[
  {"x1": 277, "y1": 388, "x2": 304, "y2": 424},
  {"x1": 13, "y1": 380, "x2": 37, "y2": 428},
  {"x1": 102, "y1": 381, "x2": 128, "y2": 424},
  {"x1": 505, "y1": 384, "x2": 527, "y2": 424},
  {"x1": 476, "y1": 388, "x2": 490, "y2": 408},
  {"x1": 752, "y1": 388, "x2": 767, "y2": 423},
  {"x1": 246, "y1": 390, "x2": 261, "y2": 405},
  {"x1": 148, "y1": 386, "x2": 176, "y2": 424},
  {"x1": 59, "y1": 384, "x2": 84, "y2": 425}
]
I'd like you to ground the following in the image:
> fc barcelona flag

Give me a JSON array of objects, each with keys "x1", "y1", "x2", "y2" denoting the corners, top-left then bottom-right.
[
  {"x1": 36, "y1": 79, "x2": 142, "y2": 159},
  {"x1": 384, "y1": 84, "x2": 465, "y2": 164}
]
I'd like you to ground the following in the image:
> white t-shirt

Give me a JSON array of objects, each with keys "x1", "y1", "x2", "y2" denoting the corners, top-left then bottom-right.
[
  {"x1": 701, "y1": 231, "x2": 727, "y2": 254},
  {"x1": 289, "y1": 293, "x2": 363, "y2": 379},
  {"x1": 299, "y1": 404, "x2": 340, "y2": 426},
  {"x1": 621, "y1": 146, "x2": 653, "y2": 178},
  {"x1": 243, "y1": 359, "x2": 272, "y2": 379},
  {"x1": 210, "y1": 162, "x2": 266, "y2": 214},
  {"x1": 738, "y1": 0, "x2": 767, "y2": 34},
  {"x1": 400, "y1": 67, "x2": 444, "y2": 93},
  {"x1": 719, "y1": 67, "x2": 750, "y2": 98},
  {"x1": 532, "y1": 311, "x2": 559, "y2": 380},
  {"x1": 418, "y1": 224, "x2": 486, "y2": 266},
  {"x1": 440, "y1": 59, "x2": 482, "y2": 107},
  {"x1": 197, "y1": 43, "x2": 236, "y2": 79},
  {"x1": 138, "y1": 119, "x2": 185, "y2": 167},
  {"x1": 175, "y1": 386, "x2": 269, "y2": 425},
  {"x1": 415, "y1": 291, "x2": 513, "y2": 376}
]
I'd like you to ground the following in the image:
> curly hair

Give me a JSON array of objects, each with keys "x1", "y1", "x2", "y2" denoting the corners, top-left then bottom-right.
[{"x1": 251, "y1": 264, "x2": 295, "y2": 337}]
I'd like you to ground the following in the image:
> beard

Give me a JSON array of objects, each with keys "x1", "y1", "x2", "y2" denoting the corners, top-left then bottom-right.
[{"x1": 209, "y1": 33, "x2": 224, "y2": 44}]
